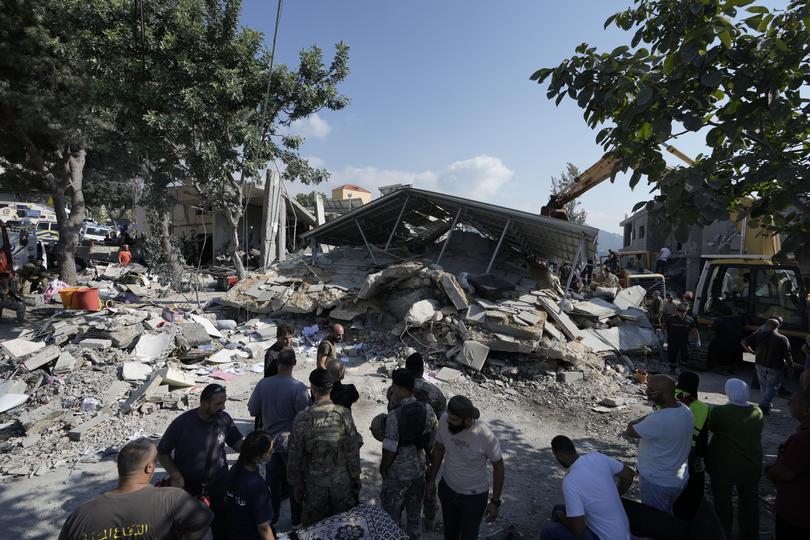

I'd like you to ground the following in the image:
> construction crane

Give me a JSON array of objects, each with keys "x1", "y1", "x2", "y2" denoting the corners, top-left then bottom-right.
[{"x1": 540, "y1": 145, "x2": 694, "y2": 220}]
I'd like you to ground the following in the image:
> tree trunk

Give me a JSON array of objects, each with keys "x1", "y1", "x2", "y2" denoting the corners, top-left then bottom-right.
[
  {"x1": 55, "y1": 148, "x2": 86, "y2": 285},
  {"x1": 158, "y1": 209, "x2": 179, "y2": 279},
  {"x1": 226, "y1": 211, "x2": 246, "y2": 280}
]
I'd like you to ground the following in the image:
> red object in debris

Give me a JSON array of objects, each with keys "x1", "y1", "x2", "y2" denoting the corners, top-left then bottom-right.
[{"x1": 226, "y1": 276, "x2": 238, "y2": 288}]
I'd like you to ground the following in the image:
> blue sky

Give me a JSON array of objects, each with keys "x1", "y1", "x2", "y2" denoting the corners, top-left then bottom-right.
[{"x1": 242, "y1": 0, "x2": 785, "y2": 234}]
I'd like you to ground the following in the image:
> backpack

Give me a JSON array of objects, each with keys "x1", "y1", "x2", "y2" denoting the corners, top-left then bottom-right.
[{"x1": 397, "y1": 400, "x2": 430, "y2": 451}]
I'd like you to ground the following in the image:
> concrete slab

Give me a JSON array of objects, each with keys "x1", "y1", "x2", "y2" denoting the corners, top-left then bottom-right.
[
  {"x1": 536, "y1": 295, "x2": 582, "y2": 340},
  {"x1": 132, "y1": 333, "x2": 174, "y2": 363},
  {"x1": 121, "y1": 361, "x2": 152, "y2": 381},
  {"x1": 465, "y1": 304, "x2": 486, "y2": 323},
  {"x1": 613, "y1": 285, "x2": 647, "y2": 310},
  {"x1": 434, "y1": 367, "x2": 463, "y2": 383},
  {"x1": 516, "y1": 311, "x2": 542, "y2": 326},
  {"x1": 22, "y1": 345, "x2": 61, "y2": 370},
  {"x1": 1, "y1": 339, "x2": 45, "y2": 359},
  {"x1": 0, "y1": 379, "x2": 27, "y2": 397},
  {"x1": 189, "y1": 314, "x2": 224, "y2": 338},
  {"x1": 53, "y1": 352, "x2": 78, "y2": 374},
  {"x1": 79, "y1": 339, "x2": 111, "y2": 350},
  {"x1": 456, "y1": 340, "x2": 489, "y2": 371}
]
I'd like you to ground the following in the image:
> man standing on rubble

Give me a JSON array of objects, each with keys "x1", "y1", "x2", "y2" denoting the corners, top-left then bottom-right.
[
  {"x1": 663, "y1": 304, "x2": 700, "y2": 372},
  {"x1": 647, "y1": 290, "x2": 663, "y2": 329},
  {"x1": 157, "y1": 384, "x2": 244, "y2": 539},
  {"x1": 656, "y1": 245, "x2": 671, "y2": 275},
  {"x1": 429, "y1": 395, "x2": 504, "y2": 540},
  {"x1": 60, "y1": 438, "x2": 213, "y2": 540},
  {"x1": 316, "y1": 323, "x2": 344, "y2": 369},
  {"x1": 288, "y1": 368, "x2": 361, "y2": 526},
  {"x1": 248, "y1": 349, "x2": 309, "y2": 528},
  {"x1": 380, "y1": 368, "x2": 439, "y2": 539},
  {"x1": 626, "y1": 375, "x2": 693, "y2": 514}
]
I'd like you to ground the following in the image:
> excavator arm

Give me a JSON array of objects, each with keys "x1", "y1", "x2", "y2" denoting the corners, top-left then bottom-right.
[{"x1": 541, "y1": 145, "x2": 694, "y2": 220}]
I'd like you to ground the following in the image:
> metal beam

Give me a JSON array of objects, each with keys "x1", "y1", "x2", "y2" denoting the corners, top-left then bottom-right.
[
  {"x1": 355, "y1": 218, "x2": 378, "y2": 265},
  {"x1": 435, "y1": 207, "x2": 463, "y2": 266},
  {"x1": 560, "y1": 236, "x2": 585, "y2": 307},
  {"x1": 485, "y1": 218, "x2": 511, "y2": 273},
  {"x1": 384, "y1": 194, "x2": 410, "y2": 250}
]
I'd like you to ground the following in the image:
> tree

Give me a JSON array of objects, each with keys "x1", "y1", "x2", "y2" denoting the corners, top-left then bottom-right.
[
  {"x1": 531, "y1": 0, "x2": 810, "y2": 251},
  {"x1": 549, "y1": 163, "x2": 588, "y2": 225},
  {"x1": 135, "y1": 0, "x2": 349, "y2": 279},
  {"x1": 295, "y1": 191, "x2": 328, "y2": 209},
  {"x1": 0, "y1": 0, "x2": 118, "y2": 283}
]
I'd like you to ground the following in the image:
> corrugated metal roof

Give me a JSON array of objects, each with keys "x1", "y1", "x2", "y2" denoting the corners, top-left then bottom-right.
[{"x1": 301, "y1": 187, "x2": 598, "y2": 262}]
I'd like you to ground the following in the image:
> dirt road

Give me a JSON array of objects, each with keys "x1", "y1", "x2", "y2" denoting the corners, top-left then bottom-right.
[{"x1": 0, "y1": 337, "x2": 798, "y2": 539}]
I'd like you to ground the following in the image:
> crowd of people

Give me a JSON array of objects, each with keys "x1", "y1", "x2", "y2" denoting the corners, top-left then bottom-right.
[{"x1": 57, "y1": 320, "x2": 810, "y2": 540}]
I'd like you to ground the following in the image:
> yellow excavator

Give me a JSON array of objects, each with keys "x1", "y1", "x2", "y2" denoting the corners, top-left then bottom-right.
[{"x1": 541, "y1": 147, "x2": 809, "y2": 367}]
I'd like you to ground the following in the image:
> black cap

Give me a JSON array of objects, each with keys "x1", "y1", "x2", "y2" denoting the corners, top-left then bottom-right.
[
  {"x1": 309, "y1": 367, "x2": 333, "y2": 388},
  {"x1": 392, "y1": 368, "x2": 415, "y2": 391},
  {"x1": 447, "y1": 395, "x2": 480, "y2": 420},
  {"x1": 676, "y1": 371, "x2": 700, "y2": 396}
]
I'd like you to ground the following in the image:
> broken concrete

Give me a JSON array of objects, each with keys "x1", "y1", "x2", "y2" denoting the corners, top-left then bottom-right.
[
  {"x1": 405, "y1": 299, "x2": 440, "y2": 326},
  {"x1": 613, "y1": 285, "x2": 647, "y2": 310},
  {"x1": 1, "y1": 339, "x2": 45, "y2": 359},
  {"x1": 22, "y1": 345, "x2": 61, "y2": 371},
  {"x1": 456, "y1": 340, "x2": 490, "y2": 371},
  {"x1": 79, "y1": 339, "x2": 112, "y2": 350},
  {"x1": 53, "y1": 352, "x2": 79, "y2": 374}
]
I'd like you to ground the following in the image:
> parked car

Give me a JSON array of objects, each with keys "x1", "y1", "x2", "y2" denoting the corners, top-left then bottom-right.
[{"x1": 80, "y1": 224, "x2": 111, "y2": 245}]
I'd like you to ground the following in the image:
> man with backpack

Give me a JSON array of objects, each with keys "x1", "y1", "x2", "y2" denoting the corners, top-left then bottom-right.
[{"x1": 380, "y1": 368, "x2": 439, "y2": 539}]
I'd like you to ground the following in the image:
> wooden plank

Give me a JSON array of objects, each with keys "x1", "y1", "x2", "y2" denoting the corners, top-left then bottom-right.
[{"x1": 68, "y1": 413, "x2": 111, "y2": 441}]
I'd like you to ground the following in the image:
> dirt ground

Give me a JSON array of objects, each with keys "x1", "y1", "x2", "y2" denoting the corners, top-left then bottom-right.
[{"x1": 0, "y1": 305, "x2": 800, "y2": 540}]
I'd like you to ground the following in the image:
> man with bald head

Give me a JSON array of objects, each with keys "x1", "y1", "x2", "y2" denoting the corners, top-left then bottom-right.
[
  {"x1": 60, "y1": 438, "x2": 213, "y2": 539},
  {"x1": 317, "y1": 323, "x2": 344, "y2": 369},
  {"x1": 626, "y1": 374, "x2": 694, "y2": 514}
]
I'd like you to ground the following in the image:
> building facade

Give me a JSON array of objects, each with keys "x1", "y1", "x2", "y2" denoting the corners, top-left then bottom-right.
[{"x1": 331, "y1": 184, "x2": 372, "y2": 205}]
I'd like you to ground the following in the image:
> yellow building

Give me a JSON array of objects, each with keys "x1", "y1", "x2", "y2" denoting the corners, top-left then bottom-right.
[{"x1": 331, "y1": 184, "x2": 372, "y2": 205}]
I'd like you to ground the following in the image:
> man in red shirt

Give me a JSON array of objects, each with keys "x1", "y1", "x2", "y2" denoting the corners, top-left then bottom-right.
[
  {"x1": 765, "y1": 389, "x2": 810, "y2": 539},
  {"x1": 118, "y1": 244, "x2": 132, "y2": 266}
]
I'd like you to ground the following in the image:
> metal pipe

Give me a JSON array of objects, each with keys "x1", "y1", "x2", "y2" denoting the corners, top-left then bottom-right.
[
  {"x1": 435, "y1": 207, "x2": 463, "y2": 266},
  {"x1": 384, "y1": 194, "x2": 410, "y2": 251},
  {"x1": 485, "y1": 218, "x2": 511, "y2": 274},
  {"x1": 355, "y1": 219, "x2": 378, "y2": 265}
]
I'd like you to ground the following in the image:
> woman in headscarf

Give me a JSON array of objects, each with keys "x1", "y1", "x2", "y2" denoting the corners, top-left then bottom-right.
[{"x1": 705, "y1": 379, "x2": 763, "y2": 540}]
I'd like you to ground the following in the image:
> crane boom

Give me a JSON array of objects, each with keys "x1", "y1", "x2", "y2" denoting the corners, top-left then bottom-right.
[{"x1": 541, "y1": 145, "x2": 694, "y2": 220}]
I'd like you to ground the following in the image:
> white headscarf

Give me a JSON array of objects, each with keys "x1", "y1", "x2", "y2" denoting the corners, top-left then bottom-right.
[{"x1": 725, "y1": 378, "x2": 750, "y2": 407}]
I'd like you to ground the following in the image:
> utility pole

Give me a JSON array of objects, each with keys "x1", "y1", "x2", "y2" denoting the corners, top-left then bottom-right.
[{"x1": 260, "y1": 169, "x2": 280, "y2": 269}]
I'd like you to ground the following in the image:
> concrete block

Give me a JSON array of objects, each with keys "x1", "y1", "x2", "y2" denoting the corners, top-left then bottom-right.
[
  {"x1": 438, "y1": 274, "x2": 469, "y2": 310},
  {"x1": 435, "y1": 367, "x2": 463, "y2": 383},
  {"x1": 53, "y1": 352, "x2": 78, "y2": 374},
  {"x1": 79, "y1": 339, "x2": 112, "y2": 350},
  {"x1": 465, "y1": 304, "x2": 486, "y2": 323},
  {"x1": 122, "y1": 361, "x2": 152, "y2": 381},
  {"x1": 120, "y1": 372, "x2": 163, "y2": 413},
  {"x1": 1, "y1": 339, "x2": 45, "y2": 359},
  {"x1": 158, "y1": 367, "x2": 196, "y2": 388},
  {"x1": 22, "y1": 345, "x2": 61, "y2": 371},
  {"x1": 456, "y1": 340, "x2": 490, "y2": 371},
  {"x1": 0, "y1": 379, "x2": 27, "y2": 397},
  {"x1": 557, "y1": 371, "x2": 584, "y2": 384},
  {"x1": 190, "y1": 314, "x2": 225, "y2": 337},
  {"x1": 405, "y1": 299, "x2": 440, "y2": 326},
  {"x1": 178, "y1": 322, "x2": 212, "y2": 347},
  {"x1": 132, "y1": 332, "x2": 174, "y2": 363}
]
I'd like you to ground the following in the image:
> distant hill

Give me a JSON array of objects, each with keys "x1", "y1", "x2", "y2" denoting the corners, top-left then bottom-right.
[{"x1": 597, "y1": 229, "x2": 623, "y2": 255}]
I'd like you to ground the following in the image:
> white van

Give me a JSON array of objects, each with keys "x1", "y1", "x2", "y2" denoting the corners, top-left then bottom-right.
[{"x1": 80, "y1": 224, "x2": 111, "y2": 245}]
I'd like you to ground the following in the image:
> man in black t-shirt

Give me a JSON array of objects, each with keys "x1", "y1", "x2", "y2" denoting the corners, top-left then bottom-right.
[
  {"x1": 60, "y1": 438, "x2": 212, "y2": 540},
  {"x1": 742, "y1": 319, "x2": 793, "y2": 414},
  {"x1": 664, "y1": 304, "x2": 701, "y2": 372},
  {"x1": 264, "y1": 323, "x2": 294, "y2": 379},
  {"x1": 158, "y1": 384, "x2": 244, "y2": 540}
]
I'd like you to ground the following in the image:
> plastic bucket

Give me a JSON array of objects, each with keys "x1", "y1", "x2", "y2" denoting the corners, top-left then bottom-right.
[{"x1": 59, "y1": 287, "x2": 101, "y2": 311}]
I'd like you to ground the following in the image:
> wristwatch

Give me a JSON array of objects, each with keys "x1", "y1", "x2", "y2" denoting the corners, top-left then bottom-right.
[{"x1": 490, "y1": 498, "x2": 502, "y2": 507}]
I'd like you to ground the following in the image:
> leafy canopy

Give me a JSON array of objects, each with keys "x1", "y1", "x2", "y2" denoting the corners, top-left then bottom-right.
[
  {"x1": 531, "y1": 0, "x2": 810, "y2": 250},
  {"x1": 549, "y1": 163, "x2": 588, "y2": 225}
]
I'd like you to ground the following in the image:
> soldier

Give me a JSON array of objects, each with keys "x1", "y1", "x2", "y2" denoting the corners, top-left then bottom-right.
[
  {"x1": 385, "y1": 353, "x2": 446, "y2": 529},
  {"x1": 287, "y1": 368, "x2": 361, "y2": 527},
  {"x1": 380, "y1": 368, "x2": 438, "y2": 539}
]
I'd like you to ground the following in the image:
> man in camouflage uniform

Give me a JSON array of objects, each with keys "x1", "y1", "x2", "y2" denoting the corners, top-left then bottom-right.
[
  {"x1": 386, "y1": 353, "x2": 446, "y2": 527},
  {"x1": 380, "y1": 368, "x2": 438, "y2": 539},
  {"x1": 287, "y1": 368, "x2": 361, "y2": 527}
]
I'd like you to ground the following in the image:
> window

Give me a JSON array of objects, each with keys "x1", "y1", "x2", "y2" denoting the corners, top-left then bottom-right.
[
  {"x1": 751, "y1": 267, "x2": 805, "y2": 328},
  {"x1": 703, "y1": 265, "x2": 749, "y2": 317},
  {"x1": 37, "y1": 222, "x2": 50, "y2": 230},
  {"x1": 639, "y1": 225, "x2": 645, "y2": 239}
]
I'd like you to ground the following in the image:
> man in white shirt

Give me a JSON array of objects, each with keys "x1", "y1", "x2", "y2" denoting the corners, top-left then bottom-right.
[
  {"x1": 540, "y1": 435, "x2": 634, "y2": 540},
  {"x1": 626, "y1": 374, "x2": 694, "y2": 514},
  {"x1": 655, "y1": 246, "x2": 672, "y2": 274},
  {"x1": 428, "y1": 395, "x2": 504, "y2": 540}
]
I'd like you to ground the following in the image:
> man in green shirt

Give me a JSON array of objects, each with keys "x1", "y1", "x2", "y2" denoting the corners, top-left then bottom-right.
[{"x1": 706, "y1": 378, "x2": 764, "y2": 540}]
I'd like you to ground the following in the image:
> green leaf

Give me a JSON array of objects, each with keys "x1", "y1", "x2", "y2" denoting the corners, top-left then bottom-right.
[
  {"x1": 637, "y1": 122, "x2": 653, "y2": 140},
  {"x1": 611, "y1": 45, "x2": 630, "y2": 56},
  {"x1": 632, "y1": 200, "x2": 648, "y2": 212},
  {"x1": 745, "y1": 5, "x2": 769, "y2": 13},
  {"x1": 743, "y1": 15, "x2": 762, "y2": 29},
  {"x1": 683, "y1": 114, "x2": 703, "y2": 131},
  {"x1": 700, "y1": 69, "x2": 723, "y2": 87},
  {"x1": 630, "y1": 170, "x2": 643, "y2": 188},
  {"x1": 529, "y1": 68, "x2": 552, "y2": 82},
  {"x1": 636, "y1": 86, "x2": 653, "y2": 106},
  {"x1": 706, "y1": 126, "x2": 726, "y2": 147},
  {"x1": 718, "y1": 29, "x2": 732, "y2": 49},
  {"x1": 663, "y1": 54, "x2": 677, "y2": 75}
]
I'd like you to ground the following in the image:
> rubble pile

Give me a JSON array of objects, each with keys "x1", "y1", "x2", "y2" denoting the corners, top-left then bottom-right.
[{"x1": 0, "y1": 306, "x2": 287, "y2": 478}]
